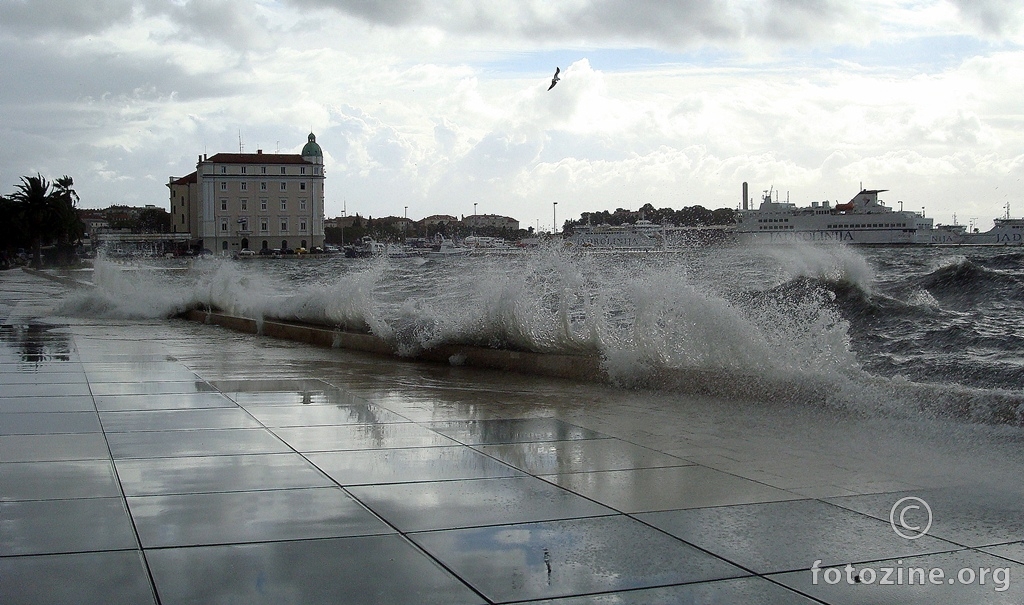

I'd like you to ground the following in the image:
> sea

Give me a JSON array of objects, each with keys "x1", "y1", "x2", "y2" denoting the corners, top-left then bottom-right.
[{"x1": 59, "y1": 243, "x2": 1024, "y2": 425}]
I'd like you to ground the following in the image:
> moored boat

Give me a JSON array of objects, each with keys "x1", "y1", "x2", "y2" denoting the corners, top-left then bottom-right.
[
  {"x1": 423, "y1": 236, "x2": 472, "y2": 258},
  {"x1": 344, "y1": 236, "x2": 386, "y2": 257}
]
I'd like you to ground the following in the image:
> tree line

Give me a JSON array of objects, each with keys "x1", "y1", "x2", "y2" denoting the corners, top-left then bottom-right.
[
  {"x1": 564, "y1": 202, "x2": 735, "y2": 234},
  {"x1": 1, "y1": 174, "x2": 86, "y2": 268},
  {"x1": 104, "y1": 206, "x2": 171, "y2": 233},
  {"x1": 325, "y1": 215, "x2": 531, "y2": 245}
]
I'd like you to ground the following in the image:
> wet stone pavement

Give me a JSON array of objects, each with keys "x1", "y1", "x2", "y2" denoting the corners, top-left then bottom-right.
[{"x1": 2, "y1": 269, "x2": 1024, "y2": 604}]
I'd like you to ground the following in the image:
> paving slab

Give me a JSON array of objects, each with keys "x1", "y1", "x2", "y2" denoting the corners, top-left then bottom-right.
[
  {"x1": 146, "y1": 535, "x2": 486, "y2": 605},
  {"x1": 349, "y1": 475, "x2": 616, "y2": 532},
  {"x1": 0, "y1": 551, "x2": 157, "y2": 605},
  {"x1": 411, "y1": 515, "x2": 748, "y2": 603},
  {"x1": 128, "y1": 487, "x2": 394, "y2": 548}
]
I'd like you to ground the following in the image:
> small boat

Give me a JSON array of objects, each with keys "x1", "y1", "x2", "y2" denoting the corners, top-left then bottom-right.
[
  {"x1": 344, "y1": 236, "x2": 386, "y2": 257},
  {"x1": 424, "y1": 236, "x2": 472, "y2": 258}
]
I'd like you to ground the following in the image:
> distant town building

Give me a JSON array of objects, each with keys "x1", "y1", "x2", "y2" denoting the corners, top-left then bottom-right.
[
  {"x1": 420, "y1": 214, "x2": 460, "y2": 227},
  {"x1": 462, "y1": 213, "x2": 519, "y2": 231},
  {"x1": 168, "y1": 172, "x2": 198, "y2": 236},
  {"x1": 77, "y1": 210, "x2": 109, "y2": 237},
  {"x1": 168, "y1": 132, "x2": 326, "y2": 253},
  {"x1": 374, "y1": 216, "x2": 414, "y2": 230},
  {"x1": 325, "y1": 216, "x2": 364, "y2": 229}
]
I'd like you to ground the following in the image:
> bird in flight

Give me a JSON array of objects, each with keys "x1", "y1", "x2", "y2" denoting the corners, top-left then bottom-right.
[{"x1": 548, "y1": 67, "x2": 560, "y2": 91}]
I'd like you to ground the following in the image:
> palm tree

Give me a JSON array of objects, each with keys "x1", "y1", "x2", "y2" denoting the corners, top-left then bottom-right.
[
  {"x1": 53, "y1": 176, "x2": 78, "y2": 202},
  {"x1": 51, "y1": 176, "x2": 85, "y2": 262},
  {"x1": 9, "y1": 174, "x2": 55, "y2": 268}
]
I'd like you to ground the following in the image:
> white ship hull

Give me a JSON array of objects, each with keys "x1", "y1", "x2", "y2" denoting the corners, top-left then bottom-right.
[
  {"x1": 733, "y1": 188, "x2": 933, "y2": 245},
  {"x1": 929, "y1": 216, "x2": 1024, "y2": 246},
  {"x1": 736, "y1": 228, "x2": 918, "y2": 245}
]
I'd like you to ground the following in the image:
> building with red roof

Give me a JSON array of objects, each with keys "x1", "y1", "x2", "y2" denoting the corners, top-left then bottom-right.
[{"x1": 168, "y1": 133, "x2": 326, "y2": 253}]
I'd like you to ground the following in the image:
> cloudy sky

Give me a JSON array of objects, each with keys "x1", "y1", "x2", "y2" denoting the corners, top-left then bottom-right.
[{"x1": 2, "y1": 0, "x2": 1023, "y2": 230}]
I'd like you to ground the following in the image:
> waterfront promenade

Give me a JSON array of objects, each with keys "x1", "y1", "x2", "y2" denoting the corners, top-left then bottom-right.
[{"x1": 2, "y1": 268, "x2": 1023, "y2": 604}]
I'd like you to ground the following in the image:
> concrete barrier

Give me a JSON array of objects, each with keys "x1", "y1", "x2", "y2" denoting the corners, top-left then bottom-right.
[{"x1": 181, "y1": 309, "x2": 601, "y2": 381}]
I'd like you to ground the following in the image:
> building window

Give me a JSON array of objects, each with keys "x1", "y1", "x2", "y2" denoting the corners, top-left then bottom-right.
[
  {"x1": 220, "y1": 182, "x2": 227, "y2": 191},
  {"x1": 280, "y1": 167, "x2": 286, "y2": 174},
  {"x1": 260, "y1": 182, "x2": 267, "y2": 191},
  {"x1": 300, "y1": 182, "x2": 306, "y2": 191},
  {"x1": 220, "y1": 199, "x2": 228, "y2": 211},
  {"x1": 260, "y1": 199, "x2": 268, "y2": 211},
  {"x1": 261, "y1": 167, "x2": 266, "y2": 174},
  {"x1": 300, "y1": 167, "x2": 306, "y2": 175},
  {"x1": 240, "y1": 199, "x2": 248, "y2": 211},
  {"x1": 300, "y1": 221, "x2": 307, "y2": 232},
  {"x1": 240, "y1": 182, "x2": 247, "y2": 191},
  {"x1": 280, "y1": 199, "x2": 287, "y2": 211},
  {"x1": 260, "y1": 220, "x2": 268, "y2": 232},
  {"x1": 281, "y1": 220, "x2": 288, "y2": 231},
  {"x1": 299, "y1": 199, "x2": 307, "y2": 210},
  {"x1": 221, "y1": 220, "x2": 228, "y2": 232},
  {"x1": 220, "y1": 166, "x2": 226, "y2": 174},
  {"x1": 280, "y1": 182, "x2": 286, "y2": 191}
]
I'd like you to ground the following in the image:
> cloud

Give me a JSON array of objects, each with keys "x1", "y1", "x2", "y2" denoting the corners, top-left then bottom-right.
[
  {"x1": 0, "y1": 0, "x2": 135, "y2": 36},
  {"x1": 287, "y1": 0, "x2": 860, "y2": 46},
  {"x1": 948, "y1": 0, "x2": 1024, "y2": 36},
  {"x1": 154, "y1": 0, "x2": 282, "y2": 51}
]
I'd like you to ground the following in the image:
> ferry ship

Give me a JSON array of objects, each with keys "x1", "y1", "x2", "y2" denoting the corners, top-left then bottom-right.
[
  {"x1": 566, "y1": 220, "x2": 663, "y2": 250},
  {"x1": 930, "y1": 204, "x2": 1024, "y2": 246},
  {"x1": 567, "y1": 219, "x2": 730, "y2": 250},
  {"x1": 733, "y1": 187, "x2": 934, "y2": 245}
]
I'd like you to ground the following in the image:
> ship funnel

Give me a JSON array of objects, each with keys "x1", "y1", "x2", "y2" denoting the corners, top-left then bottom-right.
[{"x1": 742, "y1": 182, "x2": 748, "y2": 210}]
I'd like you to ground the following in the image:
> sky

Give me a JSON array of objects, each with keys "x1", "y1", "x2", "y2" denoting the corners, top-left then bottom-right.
[{"x1": 2, "y1": 0, "x2": 1023, "y2": 231}]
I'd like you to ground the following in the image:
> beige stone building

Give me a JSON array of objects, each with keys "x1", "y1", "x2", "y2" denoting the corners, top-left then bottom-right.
[
  {"x1": 168, "y1": 133, "x2": 326, "y2": 253},
  {"x1": 461, "y1": 213, "x2": 519, "y2": 230}
]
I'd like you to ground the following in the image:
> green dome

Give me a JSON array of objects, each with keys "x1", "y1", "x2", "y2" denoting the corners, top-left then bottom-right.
[{"x1": 301, "y1": 132, "x2": 322, "y2": 158}]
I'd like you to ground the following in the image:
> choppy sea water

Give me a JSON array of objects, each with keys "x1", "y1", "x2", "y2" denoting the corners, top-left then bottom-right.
[{"x1": 60, "y1": 243, "x2": 1024, "y2": 423}]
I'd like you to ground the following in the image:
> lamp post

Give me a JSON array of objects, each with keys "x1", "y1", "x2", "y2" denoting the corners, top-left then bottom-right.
[
  {"x1": 553, "y1": 201, "x2": 558, "y2": 236},
  {"x1": 474, "y1": 202, "x2": 477, "y2": 215}
]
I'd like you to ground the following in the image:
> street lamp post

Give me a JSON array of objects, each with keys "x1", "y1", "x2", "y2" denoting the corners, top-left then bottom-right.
[{"x1": 553, "y1": 201, "x2": 558, "y2": 236}]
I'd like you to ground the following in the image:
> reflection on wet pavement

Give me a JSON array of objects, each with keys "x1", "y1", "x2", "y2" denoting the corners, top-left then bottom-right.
[{"x1": 4, "y1": 268, "x2": 1024, "y2": 604}]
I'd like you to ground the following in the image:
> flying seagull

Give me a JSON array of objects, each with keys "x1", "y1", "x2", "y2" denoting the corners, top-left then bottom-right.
[{"x1": 548, "y1": 67, "x2": 560, "y2": 91}]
